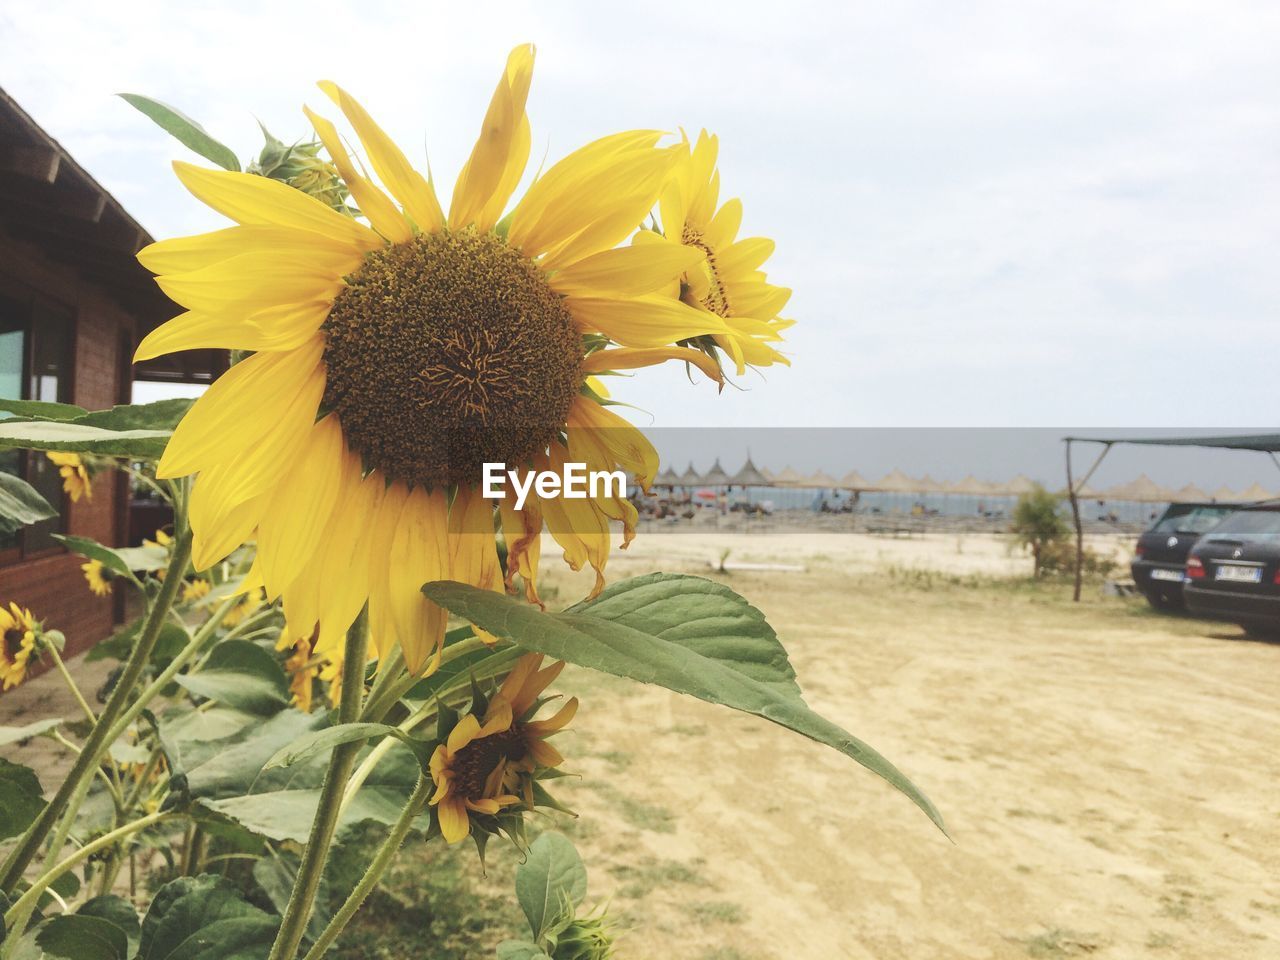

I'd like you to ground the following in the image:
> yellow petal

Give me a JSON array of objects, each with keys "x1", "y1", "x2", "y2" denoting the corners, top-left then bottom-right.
[
  {"x1": 366, "y1": 478, "x2": 408, "y2": 662},
  {"x1": 437, "y1": 797, "x2": 470, "y2": 844},
  {"x1": 507, "y1": 131, "x2": 664, "y2": 257},
  {"x1": 447, "y1": 714, "x2": 481, "y2": 753},
  {"x1": 497, "y1": 478, "x2": 543, "y2": 605},
  {"x1": 171, "y1": 161, "x2": 381, "y2": 250},
  {"x1": 449, "y1": 44, "x2": 535, "y2": 231},
  {"x1": 581, "y1": 346, "x2": 722, "y2": 386},
  {"x1": 154, "y1": 253, "x2": 344, "y2": 313},
  {"x1": 388, "y1": 486, "x2": 449, "y2": 675},
  {"x1": 566, "y1": 397, "x2": 658, "y2": 488},
  {"x1": 447, "y1": 486, "x2": 501, "y2": 594},
  {"x1": 137, "y1": 225, "x2": 365, "y2": 276},
  {"x1": 566, "y1": 294, "x2": 728, "y2": 347},
  {"x1": 256, "y1": 415, "x2": 346, "y2": 599},
  {"x1": 527, "y1": 738, "x2": 564, "y2": 768},
  {"x1": 549, "y1": 239, "x2": 704, "y2": 298},
  {"x1": 717, "y1": 237, "x2": 775, "y2": 277},
  {"x1": 317, "y1": 81, "x2": 444, "y2": 233},
  {"x1": 311, "y1": 456, "x2": 384, "y2": 655},
  {"x1": 134, "y1": 301, "x2": 332, "y2": 362},
  {"x1": 305, "y1": 106, "x2": 413, "y2": 244},
  {"x1": 157, "y1": 336, "x2": 325, "y2": 479},
  {"x1": 526, "y1": 696, "x2": 578, "y2": 734}
]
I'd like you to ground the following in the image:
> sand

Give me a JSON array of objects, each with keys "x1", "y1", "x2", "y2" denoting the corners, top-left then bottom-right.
[{"x1": 538, "y1": 532, "x2": 1280, "y2": 959}]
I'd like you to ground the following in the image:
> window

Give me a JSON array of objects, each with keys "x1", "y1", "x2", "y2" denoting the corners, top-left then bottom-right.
[{"x1": 0, "y1": 287, "x2": 75, "y2": 562}]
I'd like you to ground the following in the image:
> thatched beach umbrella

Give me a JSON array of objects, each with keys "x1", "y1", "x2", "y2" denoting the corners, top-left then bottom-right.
[
  {"x1": 1238, "y1": 481, "x2": 1275, "y2": 501},
  {"x1": 801, "y1": 469, "x2": 841, "y2": 489},
  {"x1": 1003, "y1": 474, "x2": 1037, "y2": 495},
  {"x1": 731, "y1": 456, "x2": 771, "y2": 487},
  {"x1": 876, "y1": 469, "x2": 917, "y2": 493},
  {"x1": 700, "y1": 458, "x2": 732, "y2": 487},
  {"x1": 1170, "y1": 482, "x2": 1211, "y2": 503},
  {"x1": 773, "y1": 466, "x2": 804, "y2": 487},
  {"x1": 1104, "y1": 474, "x2": 1175, "y2": 503},
  {"x1": 839, "y1": 470, "x2": 871, "y2": 491},
  {"x1": 678, "y1": 462, "x2": 702, "y2": 486},
  {"x1": 1210, "y1": 485, "x2": 1244, "y2": 502},
  {"x1": 652, "y1": 466, "x2": 682, "y2": 488}
]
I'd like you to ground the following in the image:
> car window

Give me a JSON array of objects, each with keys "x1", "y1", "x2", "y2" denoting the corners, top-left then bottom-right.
[
  {"x1": 1152, "y1": 506, "x2": 1234, "y2": 534},
  {"x1": 1203, "y1": 509, "x2": 1280, "y2": 535}
]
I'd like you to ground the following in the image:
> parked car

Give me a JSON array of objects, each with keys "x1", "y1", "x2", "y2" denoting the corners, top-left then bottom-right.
[
  {"x1": 1184, "y1": 501, "x2": 1280, "y2": 634},
  {"x1": 1131, "y1": 502, "x2": 1236, "y2": 609}
]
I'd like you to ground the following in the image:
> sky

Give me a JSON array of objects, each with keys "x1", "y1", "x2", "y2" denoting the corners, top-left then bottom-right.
[{"x1": 3, "y1": 0, "x2": 1280, "y2": 444}]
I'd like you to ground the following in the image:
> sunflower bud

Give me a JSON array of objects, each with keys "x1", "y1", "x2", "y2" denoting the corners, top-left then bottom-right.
[
  {"x1": 550, "y1": 908, "x2": 615, "y2": 960},
  {"x1": 248, "y1": 125, "x2": 348, "y2": 211}
]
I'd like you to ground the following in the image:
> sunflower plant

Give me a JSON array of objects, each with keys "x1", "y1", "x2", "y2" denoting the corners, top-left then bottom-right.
[{"x1": 0, "y1": 46, "x2": 943, "y2": 960}]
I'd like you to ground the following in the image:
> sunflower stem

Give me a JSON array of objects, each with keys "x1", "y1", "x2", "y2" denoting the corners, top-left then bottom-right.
[
  {"x1": 0, "y1": 518, "x2": 193, "y2": 896},
  {"x1": 267, "y1": 607, "x2": 370, "y2": 960},
  {"x1": 299, "y1": 771, "x2": 433, "y2": 960},
  {"x1": 44, "y1": 641, "x2": 97, "y2": 725}
]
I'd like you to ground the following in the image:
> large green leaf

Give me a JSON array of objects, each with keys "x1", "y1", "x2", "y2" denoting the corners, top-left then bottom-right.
[
  {"x1": 262, "y1": 723, "x2": 397, "y2": 770},
  {"x1": 0, "y1": 399, "x2": 87, "y2": 420},
  {"x1": 496, "y1": 944, "x2": 553, "y2": 960},
  {"x1": 515, "y1": 832, "x2": 587, "y2": 944},
  {"x1": 251, "y1": 855, "x2": 330, "y2": 944},
  {"x1": 202, "y1": 785, "x2": 414, "y2": 845},
  {"x1": 173, "y1": 640, "x2": 288, "y2": 715},
  {"x1": 137, "y1": 875, "x2": 275, "y2": 960},
  {"x1": 35, "y1": 915, "x2": 128, "y2": 960},
  {"x1": 88, "y1": 617, "x2": 189, "y2": 664},
  {"x1": 53, "y1": 535, "x2": 141, "y2": 583},
  {"x1": 0, "y1": 420, "x2": 172, "y2": 458},
  {"x1": 0, "y1": 758, "x2": 45, "y2": 841},
  {"x1": 118, "y1": 95, "x2": 241, "y2": 172},
  {"x1": 0, "y1": 473, "x2": 58, "y2": 536},
  {"x1": 423, "y1": 576, "x2": 946, "y2": 834},
  {"x1": 566, "y1": 572, "x2": 801, "y2": 697},
  {"x1": 77, "y1": 895, "x2": 141, "y2": 954},
  {"x1": 180, "y1": 709, "x2": 326, "y2": 800}
]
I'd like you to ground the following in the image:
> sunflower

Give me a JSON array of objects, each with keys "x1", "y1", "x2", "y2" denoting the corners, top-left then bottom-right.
[
  {"x1": 0, "y1": 603, "x2": 39, "y2": 691},
  {"x1": 46, "y1": 451, "x2": 92, "y2": 502},
  {"x1": 428, "y1": 652, "x2": 576, "y2": 844},
  {"x1": 143, "y1": 528, "x2": 173, "y2": 550},
  {"x1": 181, "y1": 578, "x2": 211, "y2": 603},
  {"x1": 223, "y1": 588, "x2": 263, "y2": 627},
  {"x1": 82, "y1": 559, "x2": 112, "y2": 597},
  {"x1": 135, "y1": 45, "x2": 738, "y2": 676},
  {"x1": 281, "y1": 635, "x2": 319, "y2": 713},
  {"x1": 659, "y1": 130, "x2": 793, "y2": 374}
]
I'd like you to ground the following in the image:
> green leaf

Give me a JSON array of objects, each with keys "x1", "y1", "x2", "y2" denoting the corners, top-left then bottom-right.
[
  {"x1": 262, "y1": 723, "x2": 397, "y2": 770},
  {"x1": 35, "y1": 915, "x2": 128, "y2": 960},
  {"x1": 180, "y1": 709, "x2": 327, "y2": 800},
  {"x1": 137, "y1": 875, "x2": 276, "y2": 960},
  {"x1": 119, "y1": 95, "x2": 240, "y2": 172},
  {"x1": 0, "y1": 398, "x2": 87, "y2": 420},
  {"x1": 422, "y1": 577, "x2": 947, "y2": 835},
  {"x1": 496, "y1": 943, "x2": 553, "y2": 960},
  {"x1": 0, "y1": 420, "x2": 172, "y2": 459},
  {"x1": 251, "y1": 855, "x2": 330, "y2": 943},
  {"x1": 88, "y1": 617, "x2": 188, "y2": 664},
  {"x1": 515, "y1": 832, "x2": 587, "y2": 944},
  {"x1": 73, "y1": 398, "x2": 194, "y2": 433},
  {"x1": 0, "y1": 717, "x2": 63, "y2": 746},
  {"x1": 174, "y1": 640, "x2": 288, "y2": 715},
  {"x1": 0, "y1": 473, "x2": 58, "y2": 536},
  {"x1": 77, "y1": 895, "x2": 141, "y2": 953},
  {"x1": 565, "y1": 572, "x2": 801, "y2": 697},
  {"x1": 201, "y1": 785, "x2": 417, "y2": 845},
  {"x1": 53, "y1": 535, "x2": 141, "y2": 583},
  {"x1": 0, "y1": 758, "x2": 45, "y2": 841}
]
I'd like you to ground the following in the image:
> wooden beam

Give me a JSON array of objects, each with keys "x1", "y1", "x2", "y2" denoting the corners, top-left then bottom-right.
[{"x1": 0, "y1": 145, "x2": 60, "y2": 183}]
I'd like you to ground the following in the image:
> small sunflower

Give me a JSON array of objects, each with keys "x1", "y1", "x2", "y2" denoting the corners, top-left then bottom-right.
[
  {"x1": 281, "y1": 635, "x2": 319, "y2": 713},
  {"x1": 46, "y1": 452, "x2": 92, "y2": 502},
  {"x1": 82, "y1": 559, "x2": 112, "y2": 597},
  {"x1": 428, "y1": 652, "x2": 576, "y2": 844},
  {"x1": 182, "y1": 578, "x2": 211, "y2": 603},
  {"x1": 136, "y1": 45, "x2": 741, "y2": 676},
  {"x1": 143, "y1": 528, "x2": 173, "y2": 550},
  {"x1": 659, "y1": 130, "x2": 793, "y2": 374},
  {"x1": 223, "y1": 587, "x2": 263, "y2": 627},
  {"x1": 0, "y1": 603, "x2": 40, "y2": 691}
]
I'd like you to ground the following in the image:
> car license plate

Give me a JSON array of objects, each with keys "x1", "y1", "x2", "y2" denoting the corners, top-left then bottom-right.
[
  {"x1": 1150, "y1": 569, "x2": 1183, "y2": 582},
  {"x1": 1215, "y1": 565, "x2": 1262, "y2": 583}
]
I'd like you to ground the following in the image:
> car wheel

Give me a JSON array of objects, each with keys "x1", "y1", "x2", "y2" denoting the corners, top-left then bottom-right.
[{"x1": 1144, "y1": 590, "x2": 1181, "y2": 612}]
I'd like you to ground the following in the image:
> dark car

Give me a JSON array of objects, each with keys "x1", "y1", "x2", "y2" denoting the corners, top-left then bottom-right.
[
  {"x1": 1131, "y1": 502, "x2": 1236, "y2": 609},
  {"x1": 1184, "y1": 502, "x2": 1280, "y2": 633}
]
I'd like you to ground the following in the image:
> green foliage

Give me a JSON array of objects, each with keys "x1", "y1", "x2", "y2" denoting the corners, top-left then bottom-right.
[
  {"x1": 173, "y1": 640, "x2": 289, "y2": 715},
  {"x1": 0, "y1": 473, "x2": 58, "y2": 536},
  {"x1": 136, "y1": 874, "x2": 276, "y2": 960},
  {"x1": 52, "y1": 535, "x2": 143, "y2": 585},
  {"x1": 118, "y1": 95, "x2": 241, "y2": 171},
  {"x1": 0, "y1": 718, "x2": 63, "y2": 747},
  {"x1": 35, "y1": 915, "x2": 129, "y2": 960},
  {"x1": 1038, "y1": 540, "x2": 1119, "y2": 579},
  {"x1": 515, "y1": 833, "x2": 588, "y2": 945},
  {"x1": 0, "y1": 399, "x2": 192, "y2": 459},
  {"x1": 0, "y1": 759, "x2": 45, "y2": 841},
  {"x1": 1012, "y1": 483, "x2": 1070, "y2": 577},
  {"x1": 423, "y1": 573, "x2": 945, "y2": 834}
]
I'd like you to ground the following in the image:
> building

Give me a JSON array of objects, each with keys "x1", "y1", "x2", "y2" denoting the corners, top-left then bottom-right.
[{"x1": 0, "y1": 86, "x2": 222, "y2": 662}]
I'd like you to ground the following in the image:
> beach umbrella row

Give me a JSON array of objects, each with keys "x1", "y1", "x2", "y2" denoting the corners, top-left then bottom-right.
[{"x1": 647, "y1": 461, "x2": 1278, "y2": 503}]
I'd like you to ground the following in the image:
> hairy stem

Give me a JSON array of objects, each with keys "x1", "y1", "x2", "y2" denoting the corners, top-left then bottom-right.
[
  {"x1": 300, "y1": 772, "x2": 433, "y2": 960},
  {"x1": 266, "y1": 608, "x2": 370, "y2": 960}
]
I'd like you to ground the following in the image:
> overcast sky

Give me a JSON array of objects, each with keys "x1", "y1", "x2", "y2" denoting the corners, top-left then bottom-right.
[{"x1": 3, "y1": 1, "x2": 1279, "y2": 436}]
